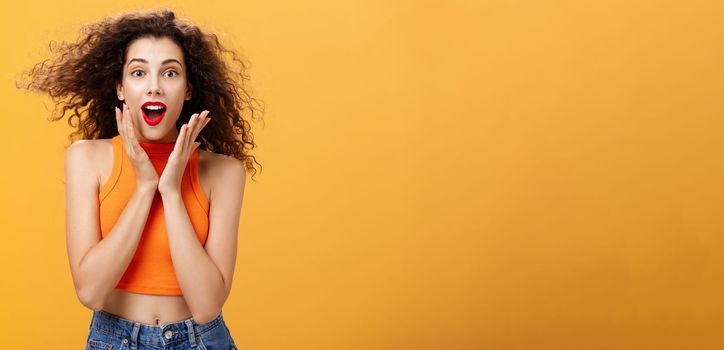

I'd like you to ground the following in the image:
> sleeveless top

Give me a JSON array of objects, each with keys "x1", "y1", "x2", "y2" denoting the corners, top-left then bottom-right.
[{"x1": 98, "y1": 135, "x2": 210, "y2": 296}]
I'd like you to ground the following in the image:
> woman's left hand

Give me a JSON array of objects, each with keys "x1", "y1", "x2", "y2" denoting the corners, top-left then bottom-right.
[{"x1": 159, "y1": 111, "x2": 211, "y2": 195}]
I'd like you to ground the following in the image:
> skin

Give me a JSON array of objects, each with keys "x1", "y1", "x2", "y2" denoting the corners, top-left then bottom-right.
[
  {"x1": 116, "y1": 35, "x2": 193, "y2": 145},
  {"x1": 64, "y1": 36, "x2": 247, "y2": 325}
]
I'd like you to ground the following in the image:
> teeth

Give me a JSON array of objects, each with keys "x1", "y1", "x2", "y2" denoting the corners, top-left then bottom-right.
[{"x1": 144, "y1": 105, "x2": 165, "y2": 110}]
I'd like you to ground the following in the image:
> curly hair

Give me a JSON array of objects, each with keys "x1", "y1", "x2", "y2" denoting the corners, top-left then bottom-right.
[{"x1": 16, "y1": 9, "x2": 264, "y2": 180}]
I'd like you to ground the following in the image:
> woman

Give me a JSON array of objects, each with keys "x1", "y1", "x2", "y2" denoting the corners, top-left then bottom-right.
[{"x1": 18, "y1": 9, "x2": 263, "y2": 350}]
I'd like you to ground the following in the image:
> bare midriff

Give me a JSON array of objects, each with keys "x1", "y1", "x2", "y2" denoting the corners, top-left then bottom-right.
[{"x1": 102, "y1": 289, "x2": 193, "y2": 326}]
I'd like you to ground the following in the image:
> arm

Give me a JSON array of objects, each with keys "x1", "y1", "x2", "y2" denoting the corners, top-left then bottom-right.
[
  {"x1": 161, "y1": 156, "x2": 246, "y2": 323},
  {"x1": 65, "y1": 140, "x2": 157, "y2": 311}
]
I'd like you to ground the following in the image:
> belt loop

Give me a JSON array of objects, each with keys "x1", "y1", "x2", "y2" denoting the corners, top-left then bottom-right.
[
  {"x1": 130, "y1": 322, "x2": 141, "y2": 350},
  {"x1": 185, "y1": 319, "x2": 198, "y2": 347}
]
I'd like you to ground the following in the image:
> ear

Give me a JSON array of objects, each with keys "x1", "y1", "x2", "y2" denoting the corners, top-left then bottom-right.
[
  {"x1": 116, "y1": 83, "x2": 124, "y2": 101},
  {"x1": 184, "y1": 83, "x2": 193, "y2": 100}
]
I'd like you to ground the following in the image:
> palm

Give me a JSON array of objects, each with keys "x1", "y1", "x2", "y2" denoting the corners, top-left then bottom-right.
[{"x1": 158, "y1": 111, "x2": 210, "y2": 194}]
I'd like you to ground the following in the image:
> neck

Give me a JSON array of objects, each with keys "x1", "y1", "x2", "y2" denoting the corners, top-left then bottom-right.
[{"x1": 137, "y1": 129, "x2": 180, "y2": 144}]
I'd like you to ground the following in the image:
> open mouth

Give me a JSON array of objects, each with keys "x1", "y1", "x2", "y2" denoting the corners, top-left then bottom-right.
[{"x1": 141, "y1": 101, "x2": 167, "y2": 126}]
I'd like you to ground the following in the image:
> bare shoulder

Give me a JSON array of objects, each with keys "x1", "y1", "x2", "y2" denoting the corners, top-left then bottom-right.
[
  {"x1": 66, "y1": 138, "x2": 112, "y2": 159},
  {"x1": 197, "y1": 149, "x2": 247, "y2": 201},
  {"x1": 197, "y1": 149, "x2": 246, "y2": 174},
  {"x1": 65, "y1": 138, "x2": 113, "y2": 189}
]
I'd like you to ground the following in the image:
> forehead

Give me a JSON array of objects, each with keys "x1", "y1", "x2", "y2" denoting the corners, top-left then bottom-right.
[{"x1": 125, "y1": 36, "x2": 184, "y2": 65}]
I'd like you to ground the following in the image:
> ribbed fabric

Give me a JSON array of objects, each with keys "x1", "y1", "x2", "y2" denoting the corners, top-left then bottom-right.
[{"x1": 99, "y1": 135, "x2": 210, "y2": 296}]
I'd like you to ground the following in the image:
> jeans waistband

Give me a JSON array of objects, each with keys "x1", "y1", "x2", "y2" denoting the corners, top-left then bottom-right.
[{"x1": 90, "y1": 309, "x2": 224, "y2": 347}]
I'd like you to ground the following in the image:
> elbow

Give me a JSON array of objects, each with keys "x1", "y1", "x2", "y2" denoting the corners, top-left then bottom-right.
[
  {"x1": 190, "y1": 290, "x2": 226, "y2": 324},
  {"x1": 77, "y1": 286, "x2": 106, "y2": 312},
  {"x1": 192, "y1": 305, "x2": 223, "y2": 325},
  {"x1": 189, "y1": 288, "x2": 228, "y2": 324}
]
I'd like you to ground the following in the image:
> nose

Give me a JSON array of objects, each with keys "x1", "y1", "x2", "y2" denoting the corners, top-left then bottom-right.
[{"x1": 147, "y1": 78, "x2": 162, "y2": 96}]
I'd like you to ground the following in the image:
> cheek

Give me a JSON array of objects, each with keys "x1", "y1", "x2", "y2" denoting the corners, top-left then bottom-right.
[
  {"x1": 167, "y1": 87, "x2": 188, "y2": 111},
  {"x1": 122, "y1": 83, "x2": 145, "y2": 102},
  {"x1": 170, "y1": 85, "x2": 189, "y2": 101}
]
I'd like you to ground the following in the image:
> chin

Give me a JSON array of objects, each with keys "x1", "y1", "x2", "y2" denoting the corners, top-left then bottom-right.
[{"x1": 138, "y1": 127, "x2": 171, "y2": 142}]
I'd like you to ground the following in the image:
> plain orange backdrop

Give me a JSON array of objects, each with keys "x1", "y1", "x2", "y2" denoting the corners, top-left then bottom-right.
[{"x1": 2, "y1": 1, "x2": 724, "y2": 349}]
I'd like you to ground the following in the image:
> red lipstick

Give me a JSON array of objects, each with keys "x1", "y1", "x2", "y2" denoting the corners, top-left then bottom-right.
[{"x1": 141, "y1": 101, "x2": 167, "y2": 126}]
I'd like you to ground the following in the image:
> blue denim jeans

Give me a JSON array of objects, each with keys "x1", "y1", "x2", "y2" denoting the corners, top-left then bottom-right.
[{"x1": 85, "y1": 309, "x2": 238, "y2": 349}]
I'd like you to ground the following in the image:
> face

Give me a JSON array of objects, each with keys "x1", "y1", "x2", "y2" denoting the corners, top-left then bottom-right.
[{"x1": 116, "y1": 36, "x2": 192, "y2": 143}]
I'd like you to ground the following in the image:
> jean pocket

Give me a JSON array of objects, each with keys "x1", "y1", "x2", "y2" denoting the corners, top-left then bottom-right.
[
  {"x1": 87, "y1": 338, "x2": 114, "y2": 349},
  {"x1": 86, "y1": 330, "x2": 128, "y2": 350},
  {"x1": 196, "y1": 326, "x2": 236, "y2": 349}
]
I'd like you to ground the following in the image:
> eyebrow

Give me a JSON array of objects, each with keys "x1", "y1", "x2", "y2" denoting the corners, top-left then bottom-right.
[{"x1": 127, "y1": 58, "x2": 183, "y2": 67}]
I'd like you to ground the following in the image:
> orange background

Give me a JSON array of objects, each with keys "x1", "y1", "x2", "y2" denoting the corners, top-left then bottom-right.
[{"x1": 1, "y1": 1, "x2": 723, "y2": 349}]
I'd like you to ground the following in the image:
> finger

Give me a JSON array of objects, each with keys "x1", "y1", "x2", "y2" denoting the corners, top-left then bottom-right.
[
  {"x1": 123, "y1": 104, "x2": 131, "y2": 140},
  {"x1": 195, "y1": 114, "x2": 210, "y2": 148},
  {"x1": 189, "y1": 112, "x2": 204, "y2": 150},
  {"x1": 189, "y1": 111, "x2": 209, "y2": 149},
  {"x1": 177, "y1": 113, "x2": 195, "y2": 153},
  {"x1": 126, "y1": 105, "x2": 138, "y2": 144},
  {"x1": 120, "y1": 104, "x2": 133, "y2": 155},
  {"x1": 175, "y1": 123, "x2": 189, "y2": 154},
  {"x1": 122, "y1": 104, "x2": 131, "y2": 153},
  {"x1": 125, "y1": 104, "x2": 134, "y2": 141},
  {"x1": 115, "y1": 106, "x2": 128, "y2": 151},
  {"x1": 196, "y1": 110, "x2": 210, "y2": 135},
  {"x1": 115, "y1": 106, "x2": 123, "y2": 136},
  {"x1": 122, "y1": 104, "x2": 130, "y2": 140},
  {"x1": 185, "y1": 113, "x2": 200, "y2": 152},
  {"x1": 124, "y1": 104, "x2": 138, "y2": 155}
]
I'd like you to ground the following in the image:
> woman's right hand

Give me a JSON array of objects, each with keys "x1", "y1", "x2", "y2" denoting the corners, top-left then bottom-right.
[{"x1": 115, "y1": 103, "x2": 159, "y2": 190}]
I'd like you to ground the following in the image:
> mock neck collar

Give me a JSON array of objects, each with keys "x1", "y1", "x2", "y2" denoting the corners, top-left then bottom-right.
[
  {"x1": 113, "y1": 134, "x2": 177, "y2": 155},
  {"x1": 138, "y1": 139, "x2": 175, "y2": 154}
]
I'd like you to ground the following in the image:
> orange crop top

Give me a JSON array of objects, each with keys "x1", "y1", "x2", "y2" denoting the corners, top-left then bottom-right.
[{"x1": 99, "y1": 134, "x2": 209, "y2": 296}]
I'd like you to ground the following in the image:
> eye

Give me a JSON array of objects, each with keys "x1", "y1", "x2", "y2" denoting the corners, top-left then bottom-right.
[
  {"x1": 164, "y1": 70, "x2": 179, "y2": 77},
  {"x1": 130, "y1": 69, "x2": 144, "y2": 77}
]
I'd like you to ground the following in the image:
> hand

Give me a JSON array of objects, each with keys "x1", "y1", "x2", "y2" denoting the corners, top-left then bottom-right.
[
  {"x1": 158, "y1": 111, "x2": 210, "y2": 195},
  {"x1": 115, "y1": 103, "x2": 159, "y2": 189}
]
